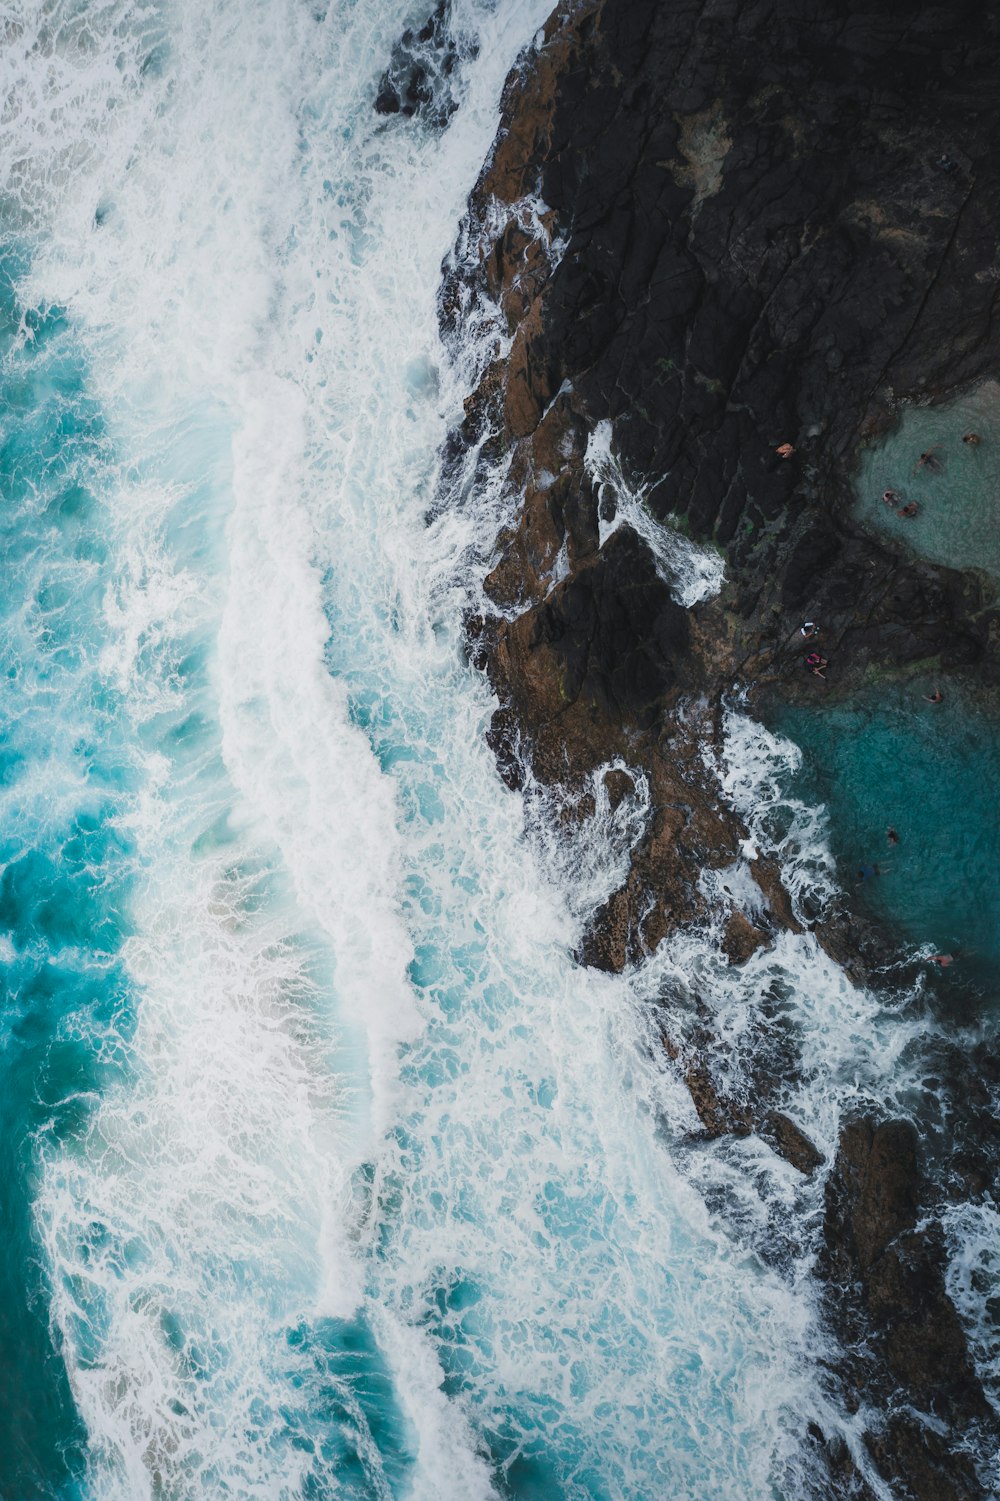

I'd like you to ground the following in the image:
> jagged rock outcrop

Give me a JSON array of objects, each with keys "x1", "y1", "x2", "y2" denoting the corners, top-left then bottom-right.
[
  {"x1": 459, "y1": 0, "x2": 1000, "y2": 668},
  {"x1": 426, "y1": 1, "x2": 1000, "y2": 1494},
  {"x1": 821, "y1": 1119, "x2": 992, "y2": 1501},
  {"x1": 443, "y1": 0, "x2": 1000, "y2": 984}
]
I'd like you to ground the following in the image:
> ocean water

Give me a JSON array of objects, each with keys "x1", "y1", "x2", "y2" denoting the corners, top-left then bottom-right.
[{"x1": 0, "y1": 3, "x2": 988, "y2": 1499}]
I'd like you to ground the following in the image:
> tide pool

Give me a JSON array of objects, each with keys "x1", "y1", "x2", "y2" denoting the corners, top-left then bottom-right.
[
  {"x1": 854, "y1": 380, "x2": 1000, "y2": 582},
  {"x1": 764, "y1": 679, "x2": 1000, "y2": 987}
]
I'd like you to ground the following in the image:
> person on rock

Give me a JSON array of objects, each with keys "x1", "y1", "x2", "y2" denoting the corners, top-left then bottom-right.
[{"x1": 805, "y1": 651, "x2": 828, "y2": 678}]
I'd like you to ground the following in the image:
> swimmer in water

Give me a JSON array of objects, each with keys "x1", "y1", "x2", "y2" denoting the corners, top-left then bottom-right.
[
  {"x1": 897, "y1": 501, "x2": 919, "y2": 518},
  {"x1": 856, "y1": 862, "x2": 880, "y2": 882},
  {"x1": 931, "y1": 952, "x2": 957, "y2": 967},
  {"x1": 924, "y1": 688, "x2": 944, "y2": 703},
  {"x1": 914, "y1": 446, "x2": 942, "y2": 472},
  {"x1": 962, "y1": 432, "x2": 981, "y2": 446},
  {"x1": 882, "y1": 488, "x2": 900, "y2": 506},
  {"x1": 886, "y1": 827, "x2": 899, "y2": 845}
]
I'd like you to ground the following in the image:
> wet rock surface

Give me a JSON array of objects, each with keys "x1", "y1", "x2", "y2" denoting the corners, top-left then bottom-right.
[
  {"x1": 822, "y1": 1120, "x2": 992, "y2": 1500},
  {"x1": 443, "y1": 0, "x2": 1000, "y2": 980},
  {"x1": 441, "y1": 0, "x2": 1000, "y2": 1494},
  {"x1": 374, "y1": 1, "x2": 477, "y2": 128}
]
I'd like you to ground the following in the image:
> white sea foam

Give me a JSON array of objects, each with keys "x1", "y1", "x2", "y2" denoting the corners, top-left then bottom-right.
[
  {"x1": 944, "y1": 1198, "x2": 1000, "y2": 1416},
  {"x1": 587, "y1": 417, "x2": 726, "y2": 606}
]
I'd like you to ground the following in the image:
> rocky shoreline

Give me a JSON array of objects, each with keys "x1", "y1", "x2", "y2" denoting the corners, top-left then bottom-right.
[{"x1": 388, "y1": 2, "x2": 1000, "y2": 1495}]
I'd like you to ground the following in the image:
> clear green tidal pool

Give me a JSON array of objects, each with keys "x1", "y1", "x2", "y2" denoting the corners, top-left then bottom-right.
[{"x1": 855, "y1": 380, "x2": 1000, "y2": 582}]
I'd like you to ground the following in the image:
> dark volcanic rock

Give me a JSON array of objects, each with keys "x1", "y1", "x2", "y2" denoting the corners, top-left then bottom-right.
[
  {"x1": 822, "y1": 1118, "x2": 993, "y2": 1497},
  {"x1": 443, "y1": 2, "x2": 1000, "y2": 1494},
  {"x1": 530, "y1": 524, "x2": 691, "y2": 729},
  {"x1": 533, "y1": 2, "x2": 1000, "y2": 591},
  {"x1": 451, "y1": 0, "x2": 1000, "y2": 693}
]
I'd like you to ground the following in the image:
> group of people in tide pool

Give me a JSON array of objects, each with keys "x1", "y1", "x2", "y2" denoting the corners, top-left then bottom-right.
[{"x1": 880, "y1": 430, "x2": 981, "y2": 521}]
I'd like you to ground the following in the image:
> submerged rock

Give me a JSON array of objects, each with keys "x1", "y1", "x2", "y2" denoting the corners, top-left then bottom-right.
[{"x1": 374, "y1": 1, "x2": 477, "y2": 128}]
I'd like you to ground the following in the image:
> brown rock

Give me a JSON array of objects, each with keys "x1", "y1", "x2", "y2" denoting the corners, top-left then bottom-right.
[
  {"x1": 867, "y1": 1231, "x2": 983, "y2": 1404},
  {"x1": 749, "y1": 855, "x2": 803, "y2": 934},
  {"x1": 761, "y1": 1110, "x2": 824, "y2": 1174},
  {"x1": 866, "y1": 1414, "x2": 985, "y2": 1501},
  {"x1": 580, "y1": 883, "x2": 633, "y2": 972},
  {"x1": 854, "y1": 1119, "x2": 920, "y2": 1270},
  {"x1": 721, "y1": 908, "x2": 769, "y2": 964},
  {"x1": 503, "y1": 304, "x2": 554, "y2": 439},
  {"x1": 602, "y1": 767, "x2": 635, "y2": 811},
  {"x1": 825, "y1": 1117, "x2": 920, "y2": 1273},
  {"x1": 822, "y1": 1117, "x2": 992, "y2": 1492},
  {"x1": 684, "y1": 1060, "x2": 752, "y2": 1138}
]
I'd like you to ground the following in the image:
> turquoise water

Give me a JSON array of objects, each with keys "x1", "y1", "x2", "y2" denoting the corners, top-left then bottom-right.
[
  {"x1": 854, "y1": 381, "x2": 1000, "y2": 580},
  {"x1": 765, "y1": 681, "x2": 1000, "y2": 985},
  {"x1": 0, "y1": 261, "x2": 136, "y2": 1497}
]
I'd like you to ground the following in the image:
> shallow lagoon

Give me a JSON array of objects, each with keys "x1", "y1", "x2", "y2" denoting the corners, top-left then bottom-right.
[
  {"x1": 855, "y1": 381, "x2": 1000, "y2": 582},
  {"x1": 765, "y1": 680, "x2": 1000, "y2": 985}
]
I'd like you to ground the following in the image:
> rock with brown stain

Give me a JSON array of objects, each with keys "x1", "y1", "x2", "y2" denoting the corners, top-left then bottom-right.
[
  {"x1": 761, "y1": 1110, "x2": 824, "y2": 1175},
  {"x1": 602, "y1": 767, "x2": 634, "y2": 811},
  {"x1": 721, "y1": 908, "x2": 770, "y2": 965}
]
